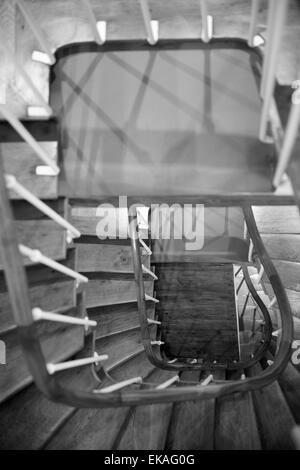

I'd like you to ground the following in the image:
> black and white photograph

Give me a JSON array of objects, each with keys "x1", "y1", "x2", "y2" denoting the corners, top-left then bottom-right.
[{"x1": 0, "y1": 0, "x2": 299, "y2": 453}]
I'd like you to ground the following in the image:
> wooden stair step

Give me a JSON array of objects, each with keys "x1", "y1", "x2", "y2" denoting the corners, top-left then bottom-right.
[
  {"x1": 0, "y1": 198, "x2": 70, "y2": 267},
  {"x1": 0, "y1": 342, "x2": 100, "y2": 450},
  {"x1": 262, "y1": 260, "x2": 300, "y2": 292},
  {"x1": 76, "y1": 243, "x2": 150, "y2": 273},
  {"x1": 70, "y1": 206, "x2": 150, "y2": 239},
  {"x1": 252, "y1": 206, "x2": 300, "y2": 234},
  {"x1": 215, "y1": 392, "x2": 261, "y2": 449},
  {"x1": 262, "y1": 234, "x2": 300, "y2": 263},
  {"x1": 277, "y1": 362, "x2": 300, "y2": 423},
  {"x1": 265, "y1": 348, "x2": 300, "y2": 421},
  {"x1": 88, "y1": 302, "x2": 155, "y2": 339},
  {"x1": 2, "y1": 142, "x2": 58, "y2": 199},
  {"x1": 167, "y1": 370, "x2": 224, "y2": 450},
  {"x1": 0, "y1": 303, "x2": 84, "y2": 404},
  {"x1": 0, "y1": 249, "x2": 77, "y2": 333},
  {"x1": 95, "y1": 328, "x2": 144, "y2": 371},
  {"x1": 85, "y1": 279, "x2": 154, "y2": 309},
  {"x1": 274, "y1": 310, "x2": 300, "y2": 339},
  {"x1": 263, "y1": 281, "x2": 300, "y2": 319},
  {"x1": 45, "y1": 352, "x2": 154, "y2": 450},
  {"x1": 0, "y1": 220, "x2": 67, "y2": 268},
  {"x1": 116, "y1": 368, "x2": 175, "y2": 450},
  {"x1": 0, "y1": 0, "x2": 51, "y2": 118},
  {"x1": 247, "y1": 363, "x2": 296, "y2": 450}
]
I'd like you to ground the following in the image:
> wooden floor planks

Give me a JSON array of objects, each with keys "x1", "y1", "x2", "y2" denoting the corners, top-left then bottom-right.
[{"x1": 156, "y1": 263, "x2": 239, "y2": 361}]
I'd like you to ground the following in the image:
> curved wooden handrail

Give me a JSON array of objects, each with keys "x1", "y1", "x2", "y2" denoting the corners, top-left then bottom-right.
[
  {"x1": 0, "y1": 148, "x2": 294, "y2": 407},
  {"x1": 130, "y1": 209, "x2": 274, "y2": 372}
]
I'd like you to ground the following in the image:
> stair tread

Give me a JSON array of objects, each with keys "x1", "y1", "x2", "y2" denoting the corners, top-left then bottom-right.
[
  {"x1": 262, "y1": 281, "x2": 300, "y2": 319},
  {"x1": 45, "y1": 352, "x2": 154, "y2": 450},
  {"x1": 116, "y1": 368, "x2": 175, "y2": 450},
  {"x1": 76, "y1": 243, "x2": 150, "y2": 273},
  {"x1": 247, "y1": 363, "x2": 296, "y2": 450},
  {"x1": 85, "y1": 279, "x2": 154, "y2": 308},
  {"x1": 0, "y1": 249, "x2": 77, "y2": 333},
  {"x1": 215, "y1": 391, "x2": 261, "y2": 449},
  {"x1": 0, "y1": 198, "x2": 70, "y2": 266},
  {"x1": 261, "y1": 233, "x2": 300, "y2": 263},
  {"x1": 0, "y1": 304, "x2": 84, "y2": 404},
  {"x1": 252, "y1": 206, "x2": 300, "y2": 234},
  {"x1": 0, "y1": 346, "x2": 99, "y2": 450},
  {"x1": 262, "y1": 259, "x2": 300, "y2": 292},
  {"x1": 167, "y1": 370, "x2": 217, "y2": 450},
  {"x1": 278, "y1": 361, "x2": 300, "y2": 422},
  {"x1": 3, "y1": 142, "x2": 58, "y2": 199},
  {"x1": 89, "y1": 302, "x2": 155, "y2": 339},
  {"x1": 95, "y1": 329, "x2": 145, "y2": 371}
]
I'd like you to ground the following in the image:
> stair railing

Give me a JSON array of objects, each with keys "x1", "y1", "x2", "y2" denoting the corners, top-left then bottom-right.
[
  {"x1": 5, "y1": 174, "x2": 80, "y2": 241},
  {"x1": 0, "y1": 163, "x2": 295, "y2": 406},
  {"x1": 0, "y1": 104, "x2": 59, "y2": 174},
  {"x1": 3, "y1": 0, "x2": 298, "y2": 193},
  {"x1": 18, "y1": 244, "x2": 88, "y2": 284},
  {"x1": 129, "y1": 206, "x2": 289, "y2": 373},
  {"x1": 138, "y1": 0, "x2": 159, "y2": 45},
  {"x1": 0, "y1": 1, "x2": 296, "y2": 408},
  {"x1": 0, "y1": 40, "x2": 52, "y2": 116},
  {"x1": 82, "y1": 0, "x2": 107, "y2": 45}
]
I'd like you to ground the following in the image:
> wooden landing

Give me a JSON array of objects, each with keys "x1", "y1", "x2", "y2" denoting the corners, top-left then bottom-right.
[
  {"x1": 152, "y1": 206, "x2": 249, "y2": 264},
  {"x1": 52, "y1": 43, "x2": 280, "y2": 198},
  {"x1": 155, "y1": 263, "x2": 240, "y2": 362}
]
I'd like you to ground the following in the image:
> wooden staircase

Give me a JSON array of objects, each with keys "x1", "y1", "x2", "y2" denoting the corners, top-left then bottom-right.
[
  {"x1": 0, "y1": 203, "x2": 299, "y2": 449},
  {"x1": 0, "y1": 0, "x2": 300, "y2": 452},
  {"x1": 253, "y1": 206, "x2": 300, "y2": 348}
]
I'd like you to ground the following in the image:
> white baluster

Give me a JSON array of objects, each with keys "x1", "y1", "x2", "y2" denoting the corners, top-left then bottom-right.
[
  {"x1": 147, "y1": 319, "x2": 161, "y2": 325},
  {"x1": 0, "y1": 104, "x2": 59, "y2": 174},
  {"x1": 268, "y1": 296, "x2": 277, "y2": 308},
  {"x1": 257, "y1": 265, "x2": 264, "y2": 283},
  {"x1": 156, "y1": 375, "x2": 179, "y2": 389},
  {"x1": 47, "y1": 353, "x2": 108, "y2": 375},
  {"x1": 272, "y1": 329, "x2": 282, "y2": 337},
  {"x1": 142, "y1": 264, "x2": 158, "y2": 280},
  {"x1": 15, "y1": 0, "x2": 55, "y2": 65},
  {"x1": 81, "y1": 0, "x2": 107, "y2": 45},
  {"x1": 5, "y1": 174, "x2": 80, "y2": 239},
  {"x1": 94, "y1": 377, "x2": 143, "y2": 393},
  {"x1": 139, "y1": 238, "x2": 152, "y2": 255},
  {"x1": 273, "y1": 96, "x2": 300, "y2": 187},
  {"x1": 248, "y1": 0, "x2": 264, "y2": 47},
  {"x1": 199, "y1": 0, "x2": 213, "y2": 43},
  {"x1": 145, "y1": 294, "x2": 159, "y2": 303},
  {"x1": 248, "y1": 240, "x2": 254, "y2": 263},
  {"x1": 138, "y1": 0, "x2": 159, "y2": 45},
  {"x1": 201, "y1": 374, "x2": 213, "y2": 386},
  {"x1": 19, "y1": 244, "x2": 88, "y2": 284},
  {"x1": 32, "y1": 308, "x2": 96, "y2": 331}
]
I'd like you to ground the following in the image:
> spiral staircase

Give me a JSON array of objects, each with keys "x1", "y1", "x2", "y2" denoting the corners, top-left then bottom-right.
[{"x1": 0, "y1": 0, "x2": 300, "y2": 450}]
